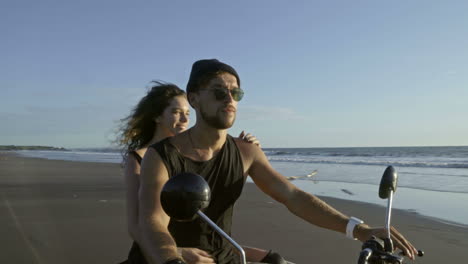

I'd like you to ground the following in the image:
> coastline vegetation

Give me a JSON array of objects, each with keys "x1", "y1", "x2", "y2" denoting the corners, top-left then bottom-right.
[{"x1": 0, "y1": 145, "x2": 67, "y2": 151}]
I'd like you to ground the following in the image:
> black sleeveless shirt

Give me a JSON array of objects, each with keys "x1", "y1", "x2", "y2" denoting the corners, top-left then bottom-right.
[
  {"x1": 155, "y1": 135, "x2": 245, "y2": 264},
  {"x1": 124, "y1": 135, "x2": 245, "y2": 264}
]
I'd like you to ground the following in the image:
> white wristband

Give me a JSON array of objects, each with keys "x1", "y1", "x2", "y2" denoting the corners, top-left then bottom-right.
[{"x1": 346, "y1": 216, "x2": 364, "y2": 240}]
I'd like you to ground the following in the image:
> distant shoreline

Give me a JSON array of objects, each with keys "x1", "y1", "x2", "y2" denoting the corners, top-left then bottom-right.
[{"x1": 0, "y1": 145, "x2": 68, "y2": 151}]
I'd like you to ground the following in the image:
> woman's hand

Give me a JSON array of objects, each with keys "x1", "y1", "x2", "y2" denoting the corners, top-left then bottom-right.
[{"x1": 239, "y1": 131, "x2": 261, "y2": 147}]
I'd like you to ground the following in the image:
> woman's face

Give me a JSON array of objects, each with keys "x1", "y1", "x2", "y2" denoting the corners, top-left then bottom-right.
[{"x1": 156, "y1": 95, "x2": 190, "y2": 137}]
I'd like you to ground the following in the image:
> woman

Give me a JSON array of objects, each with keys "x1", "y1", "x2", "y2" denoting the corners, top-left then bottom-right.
[{"x1": 118, "y1": 81, "x2": 284, "y2": 264}]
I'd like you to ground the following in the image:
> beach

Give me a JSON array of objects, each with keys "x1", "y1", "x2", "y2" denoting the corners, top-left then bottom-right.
[{"x1": 1, "y1": 152, "x2": 467, "y2": 263}]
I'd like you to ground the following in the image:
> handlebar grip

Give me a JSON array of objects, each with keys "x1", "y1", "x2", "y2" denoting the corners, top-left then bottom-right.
[{"x1": 358, "y1": 248, "x2": 373, "y2": 264}]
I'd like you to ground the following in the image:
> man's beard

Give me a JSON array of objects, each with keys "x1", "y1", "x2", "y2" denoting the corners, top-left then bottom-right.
[{"x1": 200, "y1": 105, "x2": 236, "y2": 129}]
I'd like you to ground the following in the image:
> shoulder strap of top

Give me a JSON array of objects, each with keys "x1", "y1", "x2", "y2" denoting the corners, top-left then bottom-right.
[
  {"x1": 150, "y1": 138, "x2": 176, "y2": 177},
  {"x1": 129, "y1": 151, "x2": 143, "y2": 165}
]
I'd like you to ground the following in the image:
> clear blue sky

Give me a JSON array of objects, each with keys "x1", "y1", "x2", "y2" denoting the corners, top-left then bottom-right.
[{"x1": 1, "y1": 0, "x2": 467, "y2": 148}]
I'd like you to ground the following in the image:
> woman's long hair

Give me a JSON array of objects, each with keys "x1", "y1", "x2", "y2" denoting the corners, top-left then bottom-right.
[{"x1": 117, "y1": 81, "x2": 185, "y2": 162}]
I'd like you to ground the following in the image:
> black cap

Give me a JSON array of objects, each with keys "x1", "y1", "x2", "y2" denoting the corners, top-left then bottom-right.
[{"x1": 186, "y1": 59, "x2": 240, "y2": 94}]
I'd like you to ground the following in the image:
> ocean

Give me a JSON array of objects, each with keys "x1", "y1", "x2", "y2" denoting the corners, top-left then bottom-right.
[{"x1": 14, "y1": 146, "x2": 468, "y2": 226}]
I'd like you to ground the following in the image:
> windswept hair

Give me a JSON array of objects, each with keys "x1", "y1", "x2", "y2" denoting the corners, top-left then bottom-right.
[{"x1": 117, "y1": 81, "x2": 185, "y2": 162}]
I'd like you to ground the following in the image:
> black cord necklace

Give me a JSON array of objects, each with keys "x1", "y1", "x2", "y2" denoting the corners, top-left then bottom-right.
[{"x1": 188, "y1": 129, "x2": 204, "y2": 160}]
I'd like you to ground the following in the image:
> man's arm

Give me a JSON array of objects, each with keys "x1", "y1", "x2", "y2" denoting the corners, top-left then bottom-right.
[
  {"x1": 138, "y1": 147, "x2": 180, "y2": 264},
  {"x1": 244, "y1": 144, "x2": 349, "y2": 233},
  {"x1": 237, "y1": 142, "x2": 418, "y2": 259}
]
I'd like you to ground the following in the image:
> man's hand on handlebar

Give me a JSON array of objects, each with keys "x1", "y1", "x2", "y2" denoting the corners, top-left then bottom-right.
[
  {"x1": 355, "y1": 224, "x2": 418, "y2": 260},
  {"x1": 177, "y1": 247, "x2": 215, "y2": 264}
]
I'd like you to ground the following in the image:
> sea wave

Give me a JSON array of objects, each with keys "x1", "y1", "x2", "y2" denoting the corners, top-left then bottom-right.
[
  {"x1": 267, "y1": 157, "x2": 468, "y2": 169},
  {"x1": 263, "y1": 150, "x2": 293, "y2": 155},
  {"x1": 400, "y1": 171, "x2": 468, "y2": 178},
  {"x1": 303, "y1": 179, "x2": 468, "y2": 194},
  {"x1": 263, "y1": 146, "x2": 468, "y2": 159}
]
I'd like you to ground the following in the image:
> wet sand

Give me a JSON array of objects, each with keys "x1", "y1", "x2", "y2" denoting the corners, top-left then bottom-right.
[{"x1": 1, "y1": 152, "x2": 467, "y2": 263}]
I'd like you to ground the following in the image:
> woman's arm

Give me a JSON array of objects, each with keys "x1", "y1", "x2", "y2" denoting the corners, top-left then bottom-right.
[{"x1": 124, "y1": 153, "x2": 141, "y2": 241}]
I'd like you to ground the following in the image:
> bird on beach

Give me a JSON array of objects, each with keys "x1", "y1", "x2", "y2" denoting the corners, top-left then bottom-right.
[{"x1": 286, "y1": 170, "x2": 318, "y2": 181}]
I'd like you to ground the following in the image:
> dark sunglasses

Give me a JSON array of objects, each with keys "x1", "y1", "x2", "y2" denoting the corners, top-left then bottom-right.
[{"x1": 202, "y1": 87, "x2": 244, "y2": 102}]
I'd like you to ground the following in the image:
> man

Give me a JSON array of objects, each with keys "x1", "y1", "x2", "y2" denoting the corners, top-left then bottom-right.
[{"x1": 138, "y1": 59, "x2": 418, "y2": 264}]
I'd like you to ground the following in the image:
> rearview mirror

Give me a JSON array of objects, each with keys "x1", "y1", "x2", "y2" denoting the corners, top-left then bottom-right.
[
  {"x1": 160, "y1": 172, "x2": 211, "y2": 221},
  {"x1": 379, "y1": 166, "x2": 398, "y2": 199}
]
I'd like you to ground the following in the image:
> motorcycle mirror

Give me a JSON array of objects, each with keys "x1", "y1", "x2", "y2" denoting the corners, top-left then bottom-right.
[
  {"x1": 379, "y1": 166, "x2": 398, "y2": 199},
  {"x1": 160, "y1": 172, "x2": 211, "y2": 222}
]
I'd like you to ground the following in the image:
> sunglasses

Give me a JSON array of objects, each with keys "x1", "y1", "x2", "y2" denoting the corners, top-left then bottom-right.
[{"x1": 201, "y1": 87, "x2": 244, "y2": 102}]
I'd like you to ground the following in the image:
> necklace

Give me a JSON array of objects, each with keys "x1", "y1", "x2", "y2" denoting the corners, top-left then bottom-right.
[{"x1": 188, "y1": 129, "x2": 204, "y2": 160}]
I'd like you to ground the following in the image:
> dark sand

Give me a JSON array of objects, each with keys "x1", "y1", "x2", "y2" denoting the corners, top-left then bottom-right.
[{"x1": 1, "y1": 152, "x2": 467, "y2": 263}]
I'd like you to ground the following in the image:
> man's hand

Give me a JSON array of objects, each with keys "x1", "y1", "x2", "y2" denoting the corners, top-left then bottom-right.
[
  {"x1": 239, "y1": 131, "x2": 261, "y2": 147},
  {"x1": 356, "y1": 224, "x2": 418, "y2": 260},
  {"x1": 178, "y1": 247, "x2": 215, "y2": 264}
]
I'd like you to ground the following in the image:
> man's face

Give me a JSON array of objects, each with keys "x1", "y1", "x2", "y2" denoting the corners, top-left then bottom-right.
[{"x1": 196, "y1": 72, "x2": 240, "y2": 129}]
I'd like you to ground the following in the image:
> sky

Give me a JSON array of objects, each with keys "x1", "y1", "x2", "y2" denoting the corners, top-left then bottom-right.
[{"x1": 1, "y1": 0, "x2": 467, "y2": 148}]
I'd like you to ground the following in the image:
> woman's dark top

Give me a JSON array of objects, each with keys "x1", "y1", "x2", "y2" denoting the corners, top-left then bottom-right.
[
  {"x1": 125, "y1": 135, "x2": 245, "y2": 264},
  {"x1": 130, "y1": 151, "x2": 142, "y2": 164}
]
